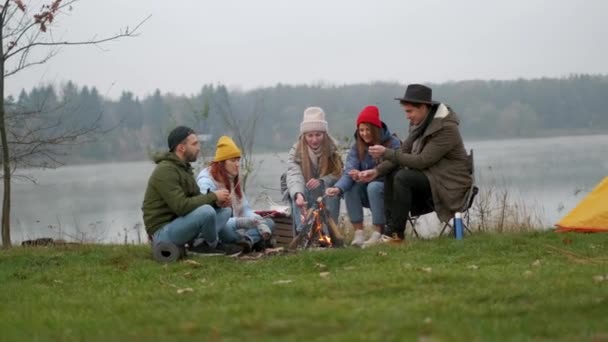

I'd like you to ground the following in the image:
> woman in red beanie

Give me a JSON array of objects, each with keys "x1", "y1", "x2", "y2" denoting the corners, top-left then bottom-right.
[{"x1": 325, "y1": 105, "x2": 400, "y2": 247}]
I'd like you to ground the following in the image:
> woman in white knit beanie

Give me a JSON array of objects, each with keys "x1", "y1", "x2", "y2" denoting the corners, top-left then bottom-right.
[{"x1": 284, "y1": 107, "x2": 343, "y2": 233}]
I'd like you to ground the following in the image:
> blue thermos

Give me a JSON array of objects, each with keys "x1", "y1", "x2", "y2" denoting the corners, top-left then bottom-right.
[{"x1": 454, "y1": 212, "x2": 464, "y2": 240}]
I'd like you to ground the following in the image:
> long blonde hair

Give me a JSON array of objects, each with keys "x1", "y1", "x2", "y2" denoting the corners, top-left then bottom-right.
[{"x1": 295, "y1": 133, "x2": 343, "y2": 181}]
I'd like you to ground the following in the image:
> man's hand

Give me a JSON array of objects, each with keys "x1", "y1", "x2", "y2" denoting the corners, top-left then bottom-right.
[
  {"x1": 368, "y1": 145, "x2": 387, "y2": 159},
  {"x1": 358, "y1": 169, "x2": 378, "y2": 183},
  {"x1": 306, "y1": 178, "x2": 321, "y2": 190},
  {"x1": 214, "y1": 189, "x2": 231, "y2": 207},
  {"x1": 325, "y1": 187, "x2": 341, "y2": 197},
  {"x1": 348, "y1": 169, "x2": 360, "y2": 181}
]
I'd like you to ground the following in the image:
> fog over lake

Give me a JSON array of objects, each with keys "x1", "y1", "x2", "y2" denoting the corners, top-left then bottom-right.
[{"x1": 8, "y1": 134, "x2": 608, "y2": 243}]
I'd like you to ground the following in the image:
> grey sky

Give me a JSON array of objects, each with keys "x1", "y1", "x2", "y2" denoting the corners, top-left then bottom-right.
[{"x1": 6, "y1": 0, "x2": 607, "y2": 99}]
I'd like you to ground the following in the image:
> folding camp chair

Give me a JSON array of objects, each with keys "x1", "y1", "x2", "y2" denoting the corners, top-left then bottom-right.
[{"x1": 406, "y1": 149, "x2": 479, "y2": 238}]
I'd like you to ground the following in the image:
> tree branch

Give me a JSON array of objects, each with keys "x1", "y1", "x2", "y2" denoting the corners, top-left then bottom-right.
[{"x1": 4, "y1": 14, "x2": 150, "y2": 60}]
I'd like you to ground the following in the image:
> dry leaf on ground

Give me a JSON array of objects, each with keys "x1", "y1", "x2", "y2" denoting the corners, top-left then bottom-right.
[
  {"x1": 182, "y1": 259, "x2": 202, "y2": 267},
  {"x1": 377, "y1": 251, "x2": 388, "y2": 256},
  {"x1": 419, "y1": 267, "x2": 432, "y2": 273},
  {"x1": 273, "y1": 279, "x2": 293, "y2": 285},
  {"x1": 531, "y1": 259, "x2": 541, "y2": 267},
  {"x1": 177, "y1": 287, "x2": 194, "y2": 294},
  {"x1": 523, "y1": 270, "x2": 533, "y2": 277},
  {"x1": 592, "y1": 275, "x2": 605, "y2": 283},
  {"x1": 319, "y1": 272, "x2": 330, "y2": 278},
  {"x1": 315, "y1": 263, "x2": 327, "y2": 269},
  {"x1": 466, "y1": 265, "x2": 479, "y2": 270}
]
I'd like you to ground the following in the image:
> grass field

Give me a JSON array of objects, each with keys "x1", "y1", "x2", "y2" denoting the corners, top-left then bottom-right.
[{"x1": 1, "y1": 232, "x2": 607, "y2": 341}]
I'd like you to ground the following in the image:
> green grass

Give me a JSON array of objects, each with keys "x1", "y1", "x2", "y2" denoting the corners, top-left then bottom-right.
[{"x1": 1, "y1": 232, "x2": 607, "y2": 341}]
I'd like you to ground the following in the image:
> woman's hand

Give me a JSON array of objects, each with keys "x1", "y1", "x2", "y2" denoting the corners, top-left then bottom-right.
[
  {"x1": 358, "y1": 169, "x2": 378, "y2": 183},
  {"x1": 306, "y1": 178, "x2": 321, "y2": 190},
  {"x1": 368, "y1": 145, "x2": 387, "y2": 159},
  {"x1": 325, "y1": 187, "x2": 341, "y2": 197},
  {"x1": 295, "y1": 193, "x2": 307, "y2": 209},
  {"x1": 348, "y1": 169, "x2": 360, "y2": 181}
]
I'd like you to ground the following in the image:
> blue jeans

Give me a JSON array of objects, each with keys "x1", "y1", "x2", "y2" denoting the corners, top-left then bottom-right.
[
  {"x1": 218, "y1": 218, "x2": 276, "y2": 244},
  {"x1": 152, "y1": 205, "x2": 232, "y2": 246},
  {"x1": 344, "y1": 181, "x2": 385, "y2": 226},
  {"x1": 291, "y1": 181, "x2": 340, "y2": 233}
]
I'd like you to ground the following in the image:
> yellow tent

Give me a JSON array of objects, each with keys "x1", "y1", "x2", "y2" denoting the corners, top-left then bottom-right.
[{"x1": 555, "y1": 177, "x2": 608, "y2": 233}]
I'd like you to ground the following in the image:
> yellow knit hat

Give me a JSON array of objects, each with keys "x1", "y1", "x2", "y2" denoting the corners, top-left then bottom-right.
[{"x1": 213, "y1": 136, "x2": 242, "y2": 162}]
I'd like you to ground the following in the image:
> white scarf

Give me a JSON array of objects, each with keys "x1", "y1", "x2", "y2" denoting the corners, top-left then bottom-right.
[{"x1": 307, "y1": 145, "x2": 323, "y2": 169}]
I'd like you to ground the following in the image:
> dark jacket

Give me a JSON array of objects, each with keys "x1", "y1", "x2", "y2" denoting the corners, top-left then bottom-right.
[
  {"x1": 376, "y1": 103, "x2": 472, "y2": 222},
  {"x1": 335, "y1": 122, "x2": 401, "y2": 193},
  {"x1": 142, "y1": 152, "x2": 218, "y2": 235}
]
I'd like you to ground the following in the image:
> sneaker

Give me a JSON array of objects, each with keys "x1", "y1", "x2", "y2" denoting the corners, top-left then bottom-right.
[
  {"x1": 380, "y1": 234, "x2": 404, "y2": 244},
  {"x1": 362, "y1": 231, "x2": 382, "y2": 248},
  {"x1": 187, "y1": 243, "x2": 224, "y2": 256},
  {"x1": 216, "y1": 242, "x2": 243, "y2": 257},
  {"x1": 235, "y1": 237, "x2": 253, "y2": 254},
  {"x1": 351, "y1": 230, "x2": 365, "y2": 247}
]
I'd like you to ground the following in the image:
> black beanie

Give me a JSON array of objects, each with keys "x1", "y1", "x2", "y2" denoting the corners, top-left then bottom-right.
[{"x1": 167, "y1": 126, "x2": 195, "y2": 152}]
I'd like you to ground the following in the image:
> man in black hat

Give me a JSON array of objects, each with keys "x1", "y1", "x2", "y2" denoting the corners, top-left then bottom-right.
[
  {"x1": 360, "y1": 84, "x2": 472, "y2": 240},
  {"x1": 142, "y1": 126, "x2": 242, "y2": 256}
]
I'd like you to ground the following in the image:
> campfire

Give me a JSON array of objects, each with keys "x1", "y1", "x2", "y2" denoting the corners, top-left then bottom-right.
[{"x1": 290, "y1": 196, "x2": 343, "y2": 249}]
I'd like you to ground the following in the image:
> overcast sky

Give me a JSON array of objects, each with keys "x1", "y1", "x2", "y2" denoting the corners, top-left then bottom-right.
[{"x1": 5, "y1": 0, "x2": 607, "y2": 99}]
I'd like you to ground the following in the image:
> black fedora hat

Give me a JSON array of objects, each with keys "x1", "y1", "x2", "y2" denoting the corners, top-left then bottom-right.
[{"x1": 394, "y1": 84, "x2": 438, "y2": 105}]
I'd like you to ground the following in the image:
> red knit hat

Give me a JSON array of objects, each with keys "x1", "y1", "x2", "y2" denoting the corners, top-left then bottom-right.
[{"x1": 356, "y1": 105, "x2": 382, "y2": 128}]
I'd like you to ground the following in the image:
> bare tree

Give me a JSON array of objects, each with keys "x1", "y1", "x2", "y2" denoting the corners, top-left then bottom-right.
[
  {"x1": 0, "y1": 0, "x2": 147, "y2": 248},
  {"x1": 212, "y1": 85, "x2": 263, "y2": 193}
]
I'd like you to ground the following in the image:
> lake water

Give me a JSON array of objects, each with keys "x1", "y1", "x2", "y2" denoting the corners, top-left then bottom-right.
[{"x1": 5, "y1": 134, "x2": 608, "y2": 244}]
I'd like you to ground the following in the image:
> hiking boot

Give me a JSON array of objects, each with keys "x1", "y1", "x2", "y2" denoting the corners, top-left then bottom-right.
[
  {"x1": 351, "y1": 229, "x2": 365, "y2": 247},
  {"x1": 362, "y1": 231, "x2": 382, "y2": 248},
  {"x1": 216, "y1": 242, "x2": 243, "y2": 257},
  {"x1": 252, "y1": 237, "x2": 277, "y2": 252},
  {"x1": 187, "y1": 243, "x2": 224, "y2": 256},
  {"x1": 235, "y1": 237, "x2": 253, "y2": 254},
  {"x1": 265, "y1": 237, "x2": 276, "y2": 249}
]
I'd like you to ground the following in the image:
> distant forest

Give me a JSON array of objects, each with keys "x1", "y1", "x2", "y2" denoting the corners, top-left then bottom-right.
[{"x1": 7, "y1": 74, "x2": 608, "y2": 163}]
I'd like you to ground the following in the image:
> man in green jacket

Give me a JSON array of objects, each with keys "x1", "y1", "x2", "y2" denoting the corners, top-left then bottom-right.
[
  {"x1": 142, "y1": 126, "x2": 242, "y2": 256},
  {"x1": 362, "y1": 84, "x2": 472, "y2": 240}
]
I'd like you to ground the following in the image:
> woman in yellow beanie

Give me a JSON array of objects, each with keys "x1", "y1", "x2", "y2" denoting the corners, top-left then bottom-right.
[
  {"x1": 197, "y1": 136, "x2": 275, "y2": 252},
  {"x1": 284, "y1": 107, "x2": 343, "y2": 233}
]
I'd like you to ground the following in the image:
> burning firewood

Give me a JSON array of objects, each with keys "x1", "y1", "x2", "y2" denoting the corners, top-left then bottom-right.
[{"x1": 289, "y1": 196, "x2": 344, "y2": 249}]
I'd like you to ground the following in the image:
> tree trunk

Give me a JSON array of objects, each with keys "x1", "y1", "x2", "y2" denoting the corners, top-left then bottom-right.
[{"x1": 0, "y1": 22, "x2": 12, "y2": 248}]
